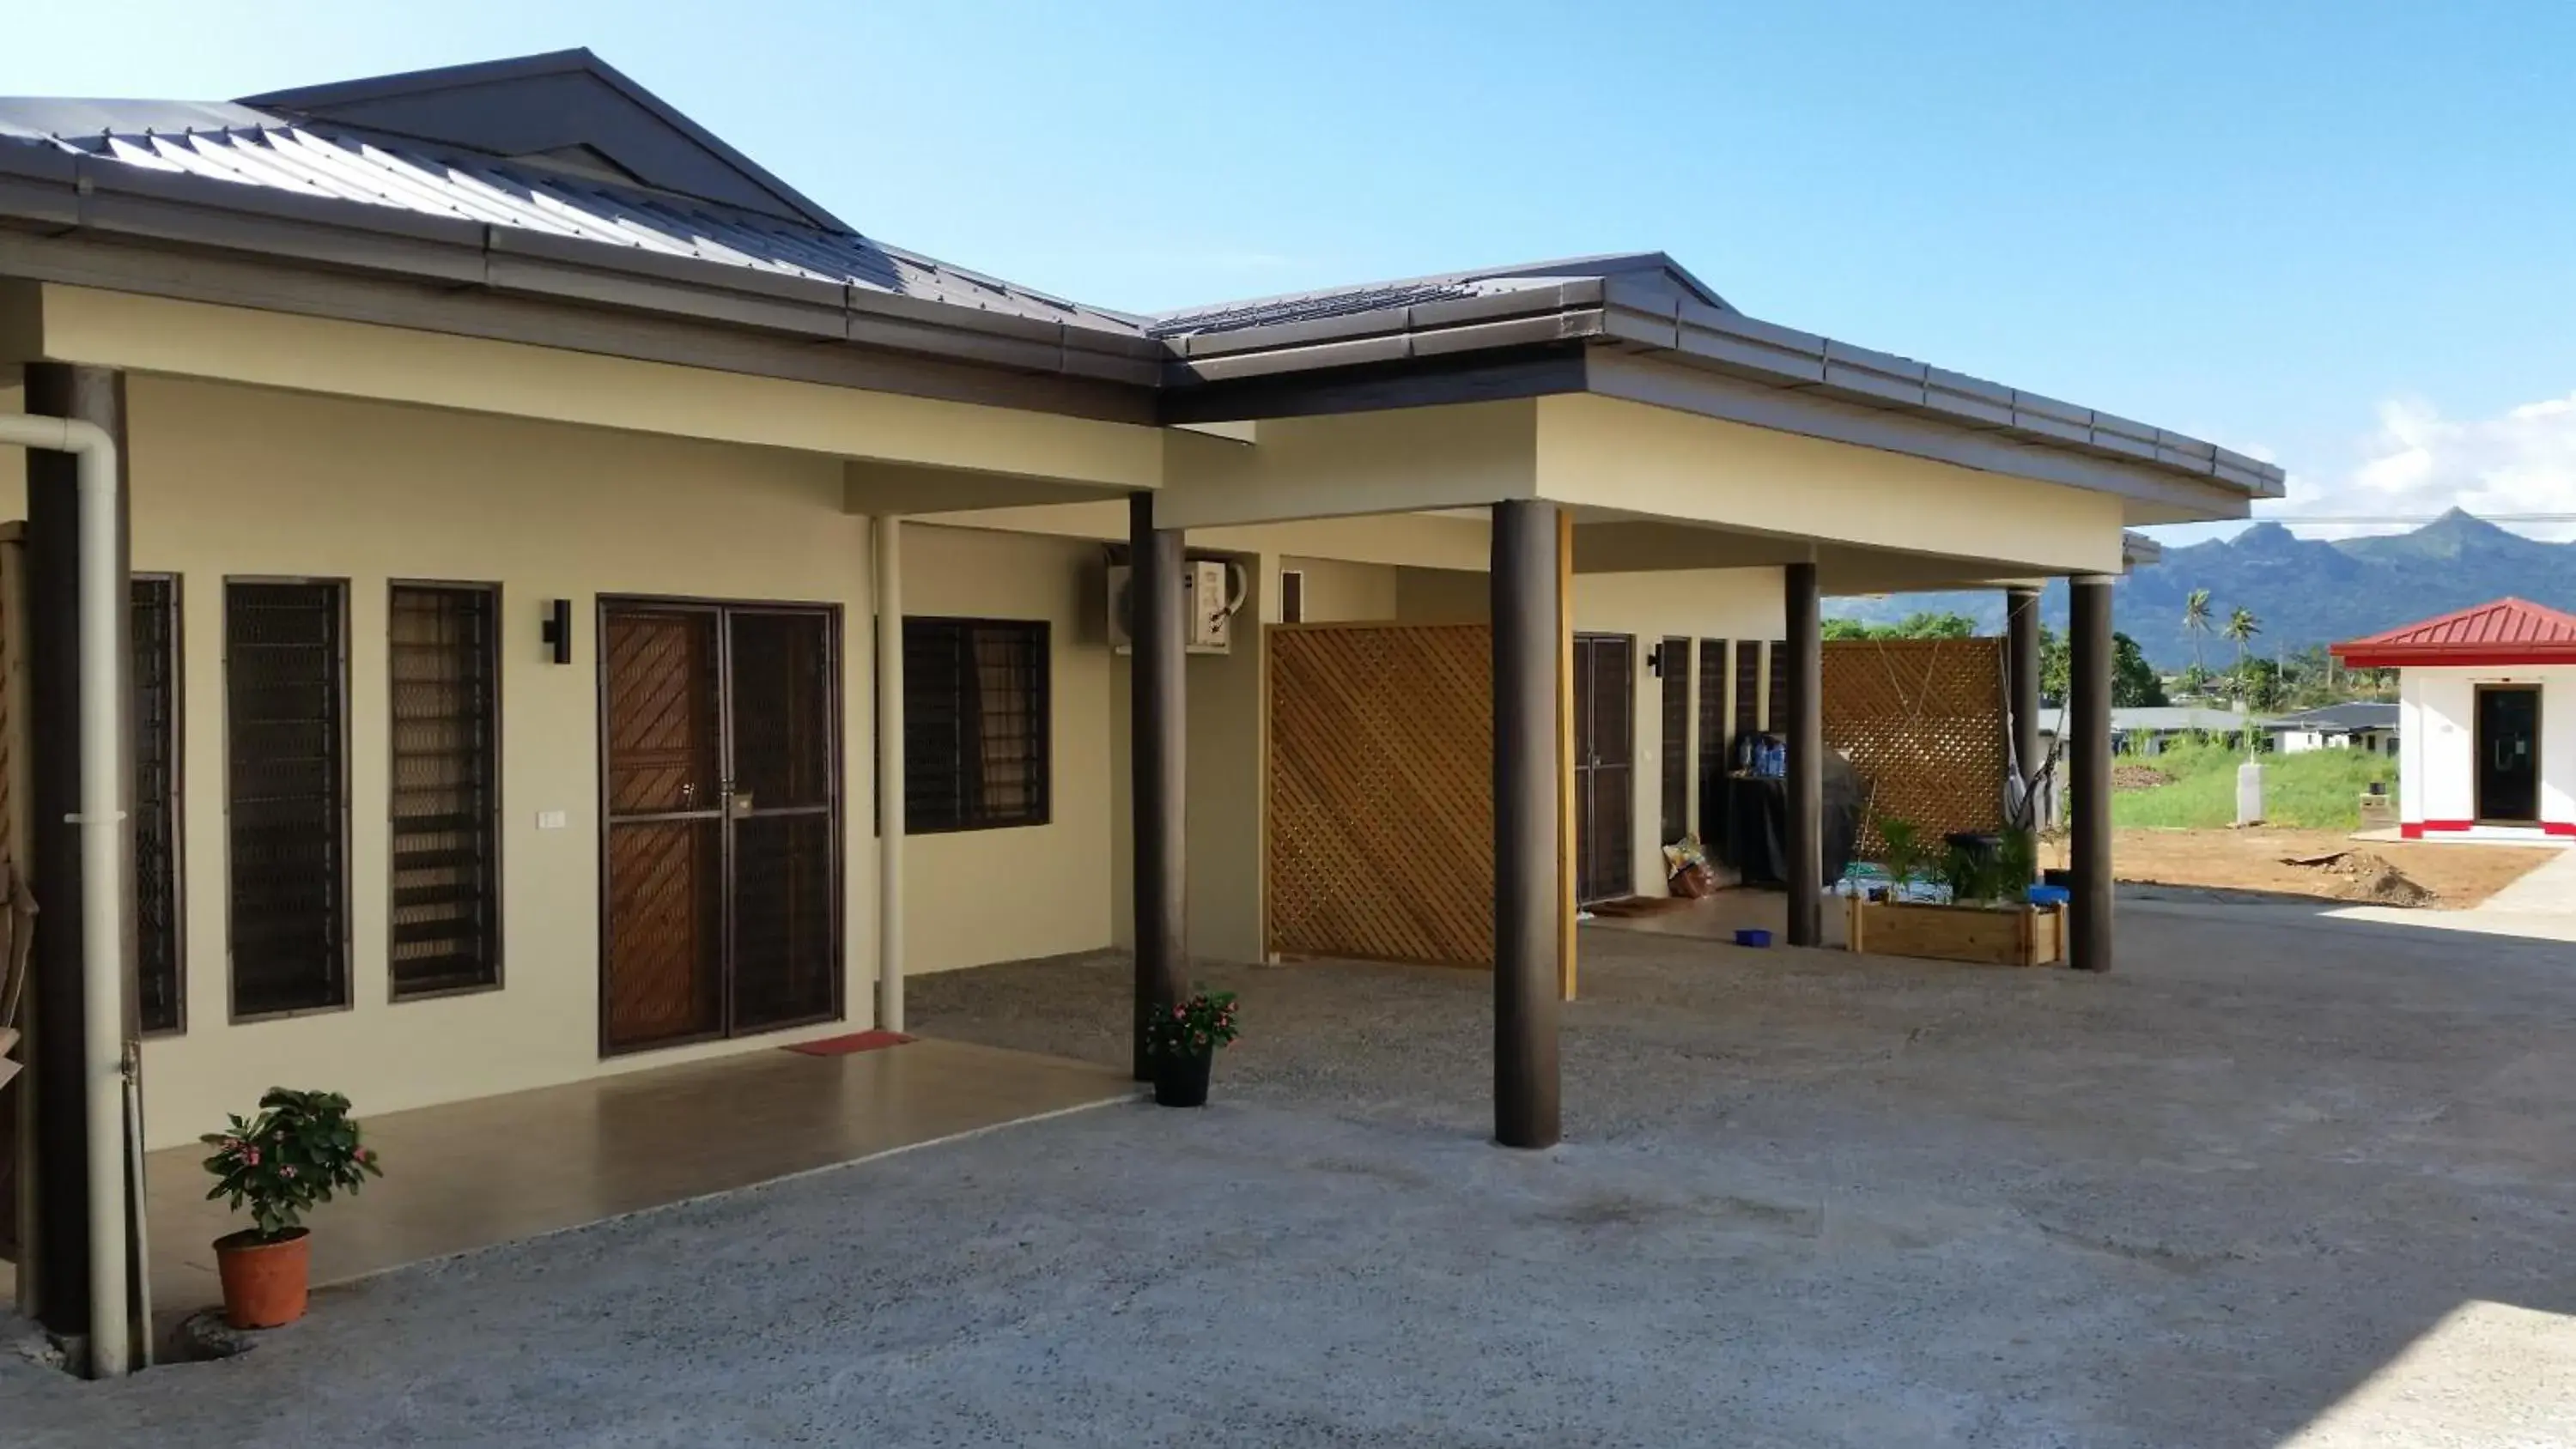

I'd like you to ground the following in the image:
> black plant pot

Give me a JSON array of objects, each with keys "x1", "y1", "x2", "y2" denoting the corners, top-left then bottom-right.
[{"x1": 1152, "y1": 1049, "x2": 1212, "y2": 1108}]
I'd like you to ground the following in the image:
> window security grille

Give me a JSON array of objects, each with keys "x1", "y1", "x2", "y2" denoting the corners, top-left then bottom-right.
[
  {"x1": 227, "y1": 581, "x2": 349, "y2": 1018},
  {"x1": 389, "y1": 584, "x2": 501, "y2": 997},
  {"x1": 902, "y1": 618, "x2": 1049, "y2": 833},
  {"x1": 132, "y1": 575, "x2": 183, "y2": 1034}
]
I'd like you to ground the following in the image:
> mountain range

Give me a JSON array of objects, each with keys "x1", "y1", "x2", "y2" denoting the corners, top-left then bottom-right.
[{"x1": 1824, "y1": 510, "x2": 2576, "y2": 669}]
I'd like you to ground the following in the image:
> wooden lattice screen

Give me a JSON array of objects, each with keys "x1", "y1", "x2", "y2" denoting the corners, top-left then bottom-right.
[
  {"x1": 1822, "y1": 636, "x2": 2008, "y2": 859},
  {"x1": 1267, "y1": 622, "x2": 1494, "y2": 967}
]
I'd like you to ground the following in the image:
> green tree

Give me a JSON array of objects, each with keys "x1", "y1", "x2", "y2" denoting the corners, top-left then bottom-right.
[
  {"x1": 2038, "y1": 627, "x2": 2166, "y2": 709},
  {"x1": 1821, "y1": 610, "x2": 1980, "y2": 641},
  {"x1": 2182, "y1": 588, "x2": 2214, "y2": 675},
  {"x1": 2223, "y1": 607, "x2": 2264, "y2": 755}
]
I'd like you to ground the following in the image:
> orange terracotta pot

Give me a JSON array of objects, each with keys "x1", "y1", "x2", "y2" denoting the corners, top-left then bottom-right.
[{"x1": 214, "y1": 1228, "x2": 311, "y2": 1330}]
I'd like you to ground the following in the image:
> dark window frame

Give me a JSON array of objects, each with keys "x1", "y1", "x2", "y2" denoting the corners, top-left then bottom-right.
[
  {"x1": 222, "y1": 577, "x2": 354, "y2": 1023},
  {"x1": 132, "y1": 573, "x2": 186, "y2": 1037},
  {"x1": 902, "y1": 615, "x2": 1052, "y2": 835},
  {"x1": 386, "y1": 579, "x2": 505, "y2": 1003}
]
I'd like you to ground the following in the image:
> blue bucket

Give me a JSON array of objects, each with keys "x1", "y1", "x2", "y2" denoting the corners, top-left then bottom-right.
[
  {"x1": 1734, "y1": 928, "x2": 1773, "y2": 948},
  {"x1": 2026, "y1": 885, "x2": 2071, "y2": 907}
]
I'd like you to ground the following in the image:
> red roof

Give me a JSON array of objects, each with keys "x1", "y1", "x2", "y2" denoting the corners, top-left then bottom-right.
[{"x1": 2332, "y1": 597, "x2": 2576, "y2": 667}]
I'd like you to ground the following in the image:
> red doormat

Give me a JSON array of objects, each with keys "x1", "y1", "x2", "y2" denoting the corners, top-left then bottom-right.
[{"x1": 785, "y1": 1030, "x2": 914, "y2": 1057}]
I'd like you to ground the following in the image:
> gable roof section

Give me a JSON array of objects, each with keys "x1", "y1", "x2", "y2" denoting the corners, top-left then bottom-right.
[
  {"x1": 240, "y1": 48, "x2": 843, "y2": 232},
  {"x1": 1149, "y1": 252, "x2": 1728, "y2": 338},
  {"x1": 2332, "y1": 597, "x2": 2576, "y2": 667},
  {"x1": 0, "y1": 54, "x2": 1143, "y2": 341}
]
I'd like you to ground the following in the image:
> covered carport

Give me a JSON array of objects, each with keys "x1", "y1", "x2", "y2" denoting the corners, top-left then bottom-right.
[{"x1": 1118, "y1": 264, "x2": 2279, "y2": 1148}]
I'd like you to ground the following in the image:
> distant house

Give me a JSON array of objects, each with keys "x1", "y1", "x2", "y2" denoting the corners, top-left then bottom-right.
[
  {"x1": 2267, "y1": 702, "x2": 2399, "y2": 756},
  {"x1": 2039, "y1": 705, "x2": 2265, "y2": 757},
  {"x1": 2332, "y1": 598, "x2": 2575, "y2": 842}
]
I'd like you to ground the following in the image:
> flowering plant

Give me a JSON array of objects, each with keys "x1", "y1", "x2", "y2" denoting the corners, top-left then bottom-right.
[
  {"x1": 201, "y1": 1088, "x2": 384, "y2": 1242},
  {"x1": 1140, "y1": 990, "x2": 1241, "y2": 1060}
]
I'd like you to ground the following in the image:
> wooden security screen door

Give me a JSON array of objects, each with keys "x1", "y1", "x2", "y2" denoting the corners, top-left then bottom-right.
[
  {"x1": 601, "y1": 600, "x2": 840, "y2": 1052},
  {"x1": 2475, "y1": 685, "x2": 2541, "y2": 823},
  {"x1": 1572, "y1": 634, "x2": 1634, "y2": 904}
]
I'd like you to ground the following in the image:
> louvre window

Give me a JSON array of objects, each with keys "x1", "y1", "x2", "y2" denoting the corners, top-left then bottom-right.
[
  {"x1": 1765, "y1": 638, "x2": 1789, "y2": 732},
  {"x1": 1698, "y1": 639, "x2": 1730, "y2": 794},
  {"x1": 389, "y1": 584, "x2": 501, "y2": 998},
  {"x1": 1734, "y1": 640, "x2": 1762, "y2": 742},
  {"x1": 132, "y1": 576, "x2": 184, "y2": 1035},
  {"x1": 1659, "y1": 637, "x2": 1692, "y2": 846},
  {"x1": 226, "y1": 581, "x2": 349, "y2": 1018},
  {"x1": 903, "y1": 617, "x2": 1048, "y2": 833}
]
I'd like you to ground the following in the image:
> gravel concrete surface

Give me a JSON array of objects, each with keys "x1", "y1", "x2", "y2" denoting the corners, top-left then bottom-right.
[{"x1": 7, "y1": 905, "x2": 2575, "y2": 1446}]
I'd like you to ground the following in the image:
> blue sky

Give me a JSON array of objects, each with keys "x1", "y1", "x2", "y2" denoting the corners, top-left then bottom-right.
[{"x1": 7, "y1": 1, "x2": 2573, "y2": 542}]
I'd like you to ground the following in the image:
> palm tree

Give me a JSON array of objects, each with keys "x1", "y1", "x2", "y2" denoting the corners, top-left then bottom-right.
[
  {"x1": 2224, "y1": 607, "x2": 2263, "y2": 753},
  {"x1": 2183, "y1": 589, "x2": 2214, "y2": 680}
]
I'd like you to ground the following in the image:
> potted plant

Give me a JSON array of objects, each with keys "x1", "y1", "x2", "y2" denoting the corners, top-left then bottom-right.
[
  {"x1": 1141, "y1": 991, "x2": 1241, "y2": 1107},
  {"x1": 200, "y1": 1088, "x2": 384, "y2": 1329}
]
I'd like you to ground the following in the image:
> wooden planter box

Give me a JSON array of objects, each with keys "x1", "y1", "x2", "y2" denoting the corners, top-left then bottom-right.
[{"x1": 1844, "y1": 895, "x2": 2065, "y2": 968}]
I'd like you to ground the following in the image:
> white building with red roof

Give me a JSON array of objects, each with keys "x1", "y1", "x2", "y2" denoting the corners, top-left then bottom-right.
[{"x1": 2332, "y1": 598, "x2": 2576, "y2": 842}]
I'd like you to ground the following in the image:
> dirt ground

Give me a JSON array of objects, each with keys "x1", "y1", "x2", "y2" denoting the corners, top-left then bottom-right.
[{"x1": 2049, "y1": 827, "x2": 2559, "y2": 909}]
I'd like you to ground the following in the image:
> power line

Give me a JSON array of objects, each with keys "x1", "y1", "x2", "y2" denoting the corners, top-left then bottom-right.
[{"x1": 2262, "y1": 512, "x2": 2576, "y2": 525}]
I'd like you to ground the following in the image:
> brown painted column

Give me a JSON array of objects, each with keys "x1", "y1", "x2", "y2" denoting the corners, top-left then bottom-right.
[
  {"x1": 1783, "y1": 561, "x2": 1824, "y2": 946},
  {"x1": 2005, "y1": 585, "x2": 2043, "y2": 809},
  {"x1": 2069, "y1": 573, "x2": 2115, "y2": 973},
  {"x1": 21, "y1": 364, "x2": 133, "y2": 1337},
  {"x1": 1128, "y1": 492, "x2": 1187, "y2": 1080},
  {"x1": 1491, "y1": 499, "x2": 1560, "y2": 1149}
]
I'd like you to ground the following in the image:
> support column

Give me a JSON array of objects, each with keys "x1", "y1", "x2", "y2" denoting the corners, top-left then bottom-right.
[
  {"x1": 2005, "y1": 585, "x2": 2043, "y2": 815},
  {"x1": 1492, "y1": 500, "x2": 1561, "y2": 1149},
  {"x1": 1783, "y1": 561, "x2": 1824, "y2": 947},
  {"x1": 2069, "y1": 574, "x2": 2115, "y2": 973},
  {"x1": 21, "y1": 365, "x2": 132, "y2": 1352},
  {"x1": 1128, "y1": 493, "x2": 1186, "y2": 1081},
  {"x1": 873, "y1": 516, "x2": 905, "y2": 1034}
]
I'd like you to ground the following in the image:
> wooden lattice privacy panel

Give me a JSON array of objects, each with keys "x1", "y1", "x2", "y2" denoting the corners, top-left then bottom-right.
[
  {"x1": 1267, "y1": 623, "x2": 1494, "y2": 967},
  {"x1": 1822, "y1": 637, "x2": 2008, "y2": 860}
]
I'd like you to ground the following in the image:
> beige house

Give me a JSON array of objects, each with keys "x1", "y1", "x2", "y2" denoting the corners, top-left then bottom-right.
[{"x1": 0, "y1": 50, "x2": 2272, "y2": 1367}]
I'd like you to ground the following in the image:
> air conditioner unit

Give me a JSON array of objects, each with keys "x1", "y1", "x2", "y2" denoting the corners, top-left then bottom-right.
[{"x1": 1108, "y1": 560, "x2": 1246, "y2": 654}]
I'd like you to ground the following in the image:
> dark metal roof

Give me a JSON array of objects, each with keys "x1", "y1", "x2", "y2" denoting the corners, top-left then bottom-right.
[
  {"x1": 0, "y1": 52, "x2": 1142, "y2": 336},
  {"x1": 240, "y1": 48, "x2": 848, "y2": 233},
  {"x1": 0, "y1": 49, "x2": 2288, "y2": 510}
]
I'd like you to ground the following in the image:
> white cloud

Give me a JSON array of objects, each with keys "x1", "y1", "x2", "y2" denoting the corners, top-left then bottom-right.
[{"x1": 2271, "y1": 391, "x2": 2576, "y2": 542}]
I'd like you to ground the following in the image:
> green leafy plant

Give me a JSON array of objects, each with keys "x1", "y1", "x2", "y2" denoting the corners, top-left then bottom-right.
[
  {"x1": 1938, "y1": 842, "x2": 1992, "y2": 903},
  {"x1": 1996, "y1": 828, "x2": 2039, "y2": 897},
  {"x1": 1877, "y1": 816, "x2": 1928, "y2": 892},
  {"x1": 1141, "y1": 990, "x2": 1241, "y2": 1061},
  {"x1": 201, "y1": 1088, "x2": 383, "y2": 1242}
]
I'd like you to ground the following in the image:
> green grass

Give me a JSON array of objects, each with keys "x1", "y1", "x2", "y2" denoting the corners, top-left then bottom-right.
[{"x1": 2110, "y1": 737, "x2": 2397, "y2": 831}]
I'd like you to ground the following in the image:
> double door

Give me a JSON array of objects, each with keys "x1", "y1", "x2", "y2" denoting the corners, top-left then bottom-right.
[{"x1": 601, "y1": 600, "x2": 841, "y2": 1052}]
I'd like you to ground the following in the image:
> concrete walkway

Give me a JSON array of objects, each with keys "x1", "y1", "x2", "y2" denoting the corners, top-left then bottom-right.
[
  {"x1": 142, "y1": 1035, "x2": 1130, "y2": 1318},
  {"x1": 8, "y1": 912, "x2": 2573, "y2": 1446}
]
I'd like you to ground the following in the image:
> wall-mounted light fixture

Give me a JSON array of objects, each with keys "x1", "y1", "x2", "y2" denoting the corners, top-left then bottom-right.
[{"x1": 540, "y1": 598, "x2": 573, "y2": 665}]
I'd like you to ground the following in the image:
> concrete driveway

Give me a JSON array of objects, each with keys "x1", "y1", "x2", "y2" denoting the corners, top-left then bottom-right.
[{"x1": 7, "y1": 902, "x2": 2574, "y2": 1446}]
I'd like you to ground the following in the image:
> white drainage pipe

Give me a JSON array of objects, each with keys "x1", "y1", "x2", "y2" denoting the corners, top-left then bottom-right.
[{"x1": 0, "y1": 412, "x2": 131, "y2": 1378}]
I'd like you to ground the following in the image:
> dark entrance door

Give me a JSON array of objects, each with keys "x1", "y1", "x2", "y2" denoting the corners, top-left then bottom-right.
[
  {"x1": 1572, "y1": 634, "x2": 1635, "y2": 905},
  {"x1": 602, "y1": 601, "x2": 841, "y2": 1053},
  {"x1": 2476, "y1": 685, "x2": 2541, "y2": 823}
]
